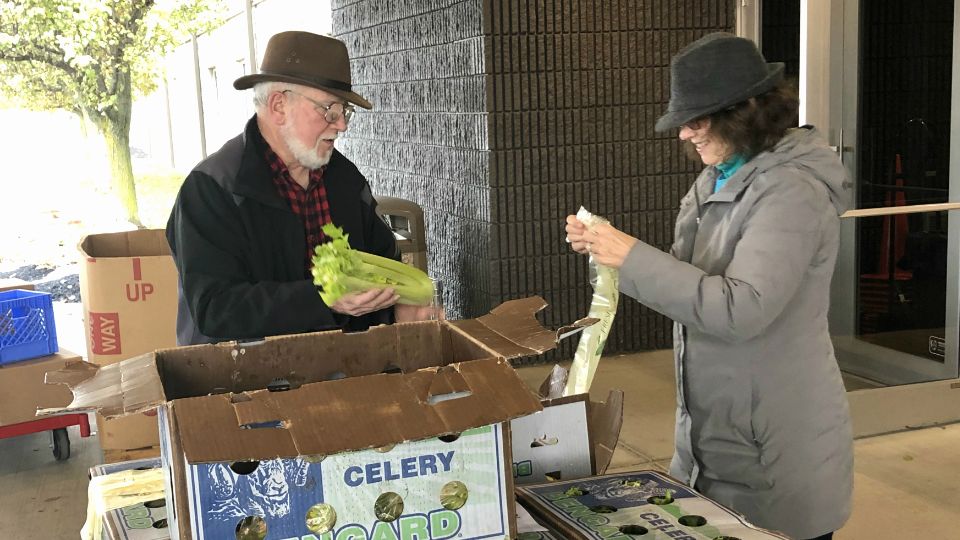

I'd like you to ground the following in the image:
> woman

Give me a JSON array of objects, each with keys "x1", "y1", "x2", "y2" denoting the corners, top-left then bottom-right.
[{"x1": 566, "y1": 33, "x2": 853, "y2": 540}]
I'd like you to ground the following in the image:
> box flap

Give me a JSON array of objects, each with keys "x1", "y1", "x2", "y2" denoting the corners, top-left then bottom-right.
[
  {"x1": 39, "y1": 354, "x2": 166, "y2": 417},
  {"x1": 79, "y1": 229, "x2": 172, "y2": 259},
  {"x1": 448, "y1": 297, "x2": 596, "y2": 359},
  {"x1": 173, "y1": 357, "x2": 543, "y2": 463},
  {"x1": 589, "y1": 389, "x2": 624, "y2": 475}
]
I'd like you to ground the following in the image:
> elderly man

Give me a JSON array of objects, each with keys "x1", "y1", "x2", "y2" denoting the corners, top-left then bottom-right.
[{"x1": 167, "y1": 31, "x2": 428, "y2": 345}]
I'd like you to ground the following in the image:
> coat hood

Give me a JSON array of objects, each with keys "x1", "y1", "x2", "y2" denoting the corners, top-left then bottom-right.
[{"x1": 751, "y1": 126, "x2": 853, "y2": 215}]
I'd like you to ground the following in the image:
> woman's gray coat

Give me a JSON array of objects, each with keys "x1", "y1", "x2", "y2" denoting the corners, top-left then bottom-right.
[{"x1": 619, "y1": 127, "x2": 854, "y2": 539}]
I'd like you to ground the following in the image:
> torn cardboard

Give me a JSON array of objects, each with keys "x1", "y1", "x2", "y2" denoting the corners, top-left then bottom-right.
[
  {"x1": 79, "y1": 229, "x2": 178, "y2": 451},
  {"x1": 45, "y1": 296, "x2": 592, "y2": 540},
  {"x1": 0, "y1": 349, "x2": 79, "y2": 427}
]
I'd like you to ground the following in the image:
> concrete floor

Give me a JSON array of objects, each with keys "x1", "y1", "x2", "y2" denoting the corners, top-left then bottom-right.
[{"x1": 2, "y1": 326, "x2": 959, "y2": 538}]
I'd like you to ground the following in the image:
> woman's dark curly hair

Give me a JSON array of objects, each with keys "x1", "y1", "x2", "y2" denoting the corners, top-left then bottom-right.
[{"x1": 685, "y1": 79, "x2": 800, "y2": 161}]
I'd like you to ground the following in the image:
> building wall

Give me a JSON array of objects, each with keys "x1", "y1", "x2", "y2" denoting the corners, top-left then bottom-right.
[
  {"x1": 333, "y1": 1, "x2": 490, "y2": 319},
  {"x1": 335, "y1": 0, "x2": 733, "y2": 358}
]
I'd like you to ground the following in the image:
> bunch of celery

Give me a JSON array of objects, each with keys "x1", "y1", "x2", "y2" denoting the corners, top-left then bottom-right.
[{"x1": 311, "y1": 224, "x2": 434, "y2": 306}]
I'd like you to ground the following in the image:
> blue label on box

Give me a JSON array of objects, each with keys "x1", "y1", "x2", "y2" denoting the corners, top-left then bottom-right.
[{"x1": 180, "y1": 425, "x2": 510, "y2": 540}]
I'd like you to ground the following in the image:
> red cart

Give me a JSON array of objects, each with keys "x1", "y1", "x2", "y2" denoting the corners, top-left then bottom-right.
[{"x1": 0, "y1": 413, "x2": 91, "y2": 461}]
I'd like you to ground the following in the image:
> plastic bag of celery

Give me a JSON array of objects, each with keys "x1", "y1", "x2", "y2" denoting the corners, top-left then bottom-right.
[
  {"x1": 311, "y1": 223, "x2": 434, "y2": 306},
  {"x1": 564, "y1": 206, "x2": 619, "y2": 396}
]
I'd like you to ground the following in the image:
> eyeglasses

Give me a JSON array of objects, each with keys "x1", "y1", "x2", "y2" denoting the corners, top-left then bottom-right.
[
  {"x1": 282, "y1": 90, "x2": 355, "y2": 124},
  {"x1": 682, "y1": 118, "x2": 707, "y2": 130}
]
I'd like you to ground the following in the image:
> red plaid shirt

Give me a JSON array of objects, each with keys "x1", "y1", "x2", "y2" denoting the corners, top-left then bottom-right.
[{"x1": 264, "y1": 147, "x2": 332, "y2": 273}]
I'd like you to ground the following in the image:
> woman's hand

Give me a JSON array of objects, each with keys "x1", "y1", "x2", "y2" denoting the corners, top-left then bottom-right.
[
  {"x1": 565, "y1": 216, "x2": 638, "y2": 269},
  {"x1": 565, "y1": 215, "x2": 591, "y2": 254}
]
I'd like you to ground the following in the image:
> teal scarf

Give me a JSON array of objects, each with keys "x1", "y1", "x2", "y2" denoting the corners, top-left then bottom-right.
[{"x1": 714, "y1": 154, "x2": 747, "y2": 193}]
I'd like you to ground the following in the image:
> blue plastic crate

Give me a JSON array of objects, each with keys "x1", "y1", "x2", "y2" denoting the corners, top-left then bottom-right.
[{"x1": 0, "y1": 289, "x2": 58, "y2": 365}]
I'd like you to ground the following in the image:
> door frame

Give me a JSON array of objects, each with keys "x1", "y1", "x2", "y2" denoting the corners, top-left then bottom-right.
[{"x1": 740, "y1": 0, "x2": 960, "y2": 436}]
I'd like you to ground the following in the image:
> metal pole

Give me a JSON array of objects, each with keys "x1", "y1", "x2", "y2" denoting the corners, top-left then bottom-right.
[
  {"x1": 192, "y1": 34, "x2": 207, "y2": 159},
  {"x1": 162, "y1": 69, "x2": 176, "y2": 168},
  {"x1": 246, "y1": 0, "x2": 257, "y2": 74}
]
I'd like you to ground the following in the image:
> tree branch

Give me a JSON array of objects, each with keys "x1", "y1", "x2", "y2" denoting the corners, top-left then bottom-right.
[{"x1": 0, "y1": 50, "x2": 76, "y2": 79}]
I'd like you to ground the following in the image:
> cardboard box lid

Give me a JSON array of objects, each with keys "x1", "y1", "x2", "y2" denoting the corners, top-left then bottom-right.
[
  {"x1": 178, "y1": 358, "x2": 539, "y2": 462},
  {"x1": 42, "y1": 297, "x2": 591, "y2": 463}
]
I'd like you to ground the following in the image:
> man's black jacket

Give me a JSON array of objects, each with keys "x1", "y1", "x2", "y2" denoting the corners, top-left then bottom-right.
[{"x1": 166, "y1": 116, "x2": 398, "y2": 345}]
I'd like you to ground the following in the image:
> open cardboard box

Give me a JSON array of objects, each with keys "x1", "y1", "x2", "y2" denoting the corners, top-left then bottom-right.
[
  {"x1": 511, "y1": 365, "x2": 624, "y2": 485},
  {"x1": 44, "y1": 297, "x2": 592, "y2": 540},
  {"x1": 78, "y1": 229, "x2": 178, "y2": 452}
]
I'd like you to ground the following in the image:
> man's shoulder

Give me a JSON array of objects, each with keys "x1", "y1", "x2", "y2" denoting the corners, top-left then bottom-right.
[{"x1": 193, "y1": 133, "x2": 246, "y2": 186}]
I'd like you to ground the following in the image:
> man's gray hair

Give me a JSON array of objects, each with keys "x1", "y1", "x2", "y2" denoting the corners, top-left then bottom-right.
[
  {"x1": 252, "y1": 81, "x2": 284, "y2": 111},
  {"x1": 253, "y1": 81, "x2": 315, "y2": 112}
]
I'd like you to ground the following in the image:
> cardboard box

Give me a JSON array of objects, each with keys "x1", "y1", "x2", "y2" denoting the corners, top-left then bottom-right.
[
  {"x1": 103, "y1": 446, "x2": 162, "y2": 464},
  {"x1": 511, "y1": 390, "x2": 623, "y2": 485},
  {"x1": 89, "y1": 457, "x2": 170, "y2": 540},
  {"x1": 79, "y1": 229, "x2": 178, "y2": 451},
  {"x1": 0, "y1": 349, "x2": 79, "y2": 427},
  {"x1": 0, "y1": 278, "x2": 34, "y2": 293},
  {"x1": 511, "y1": 366, "x2": 623, "y2": 485},
  {"x1": 516, "y1": 470, "x2": 790, "y2": 539},
  {"x1": 44, "y1": 297, "x2": 591, "y2": 540}
]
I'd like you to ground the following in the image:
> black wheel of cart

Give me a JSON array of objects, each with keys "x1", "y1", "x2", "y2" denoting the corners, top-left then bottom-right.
[{"x1": 52, "y1": 427, "x2": 70, "y2": 461}]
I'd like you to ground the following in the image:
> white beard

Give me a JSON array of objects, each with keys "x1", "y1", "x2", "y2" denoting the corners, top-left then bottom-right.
[{"x1": 280, "y1": 121, "x2": 333, "y2": 170}]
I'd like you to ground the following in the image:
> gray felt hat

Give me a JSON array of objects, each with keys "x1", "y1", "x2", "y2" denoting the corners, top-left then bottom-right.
[{"x1": 655, "y1": 32, "x2": 784, "y2": 132}]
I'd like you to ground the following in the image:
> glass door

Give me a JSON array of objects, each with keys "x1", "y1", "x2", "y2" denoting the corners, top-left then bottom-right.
[{"x1": 811, "y1": 0, "x2": 960, "y2": 386}]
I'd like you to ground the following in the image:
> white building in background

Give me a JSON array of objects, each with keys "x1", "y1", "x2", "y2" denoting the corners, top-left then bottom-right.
[{"x1": 129, "y1": 0, "x2": 332, "y2": 173}]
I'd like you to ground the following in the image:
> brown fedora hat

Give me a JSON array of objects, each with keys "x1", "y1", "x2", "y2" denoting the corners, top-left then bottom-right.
[{"x1": 234, "y1": 31, "x2": 372, "y2": 109}]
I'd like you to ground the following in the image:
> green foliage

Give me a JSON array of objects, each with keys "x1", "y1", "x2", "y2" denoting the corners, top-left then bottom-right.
[
  {"x1": 134, "y1": 168, "x2": 184, "y2": 228},
  {"x1": 0, "y1": 0, "x2": 223, "y2": 116},
  {"x1": 311, "y1": 224, "x2": 435, "y2": 307},
  {"x1": 0, "y1": 0, "x2": 224, "y2": 223}
]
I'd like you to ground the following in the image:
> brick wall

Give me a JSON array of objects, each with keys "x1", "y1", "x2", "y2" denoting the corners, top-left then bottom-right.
[{"x1": 335, "y1": 0, "x2": 733, "y2": 359}]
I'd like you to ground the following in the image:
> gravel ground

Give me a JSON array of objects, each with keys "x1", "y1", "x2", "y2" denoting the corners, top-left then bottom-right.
[
  {"x1": 0, "y1": 202, "x2": 132, "y2": 305},
  {"x1": 0, "y1": 264, "x2": 81, "y2": 303}
]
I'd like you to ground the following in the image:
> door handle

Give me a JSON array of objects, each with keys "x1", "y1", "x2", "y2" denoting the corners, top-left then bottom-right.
[{"x1": 829, "y1": 128, "x2": 852, "y2": 162}]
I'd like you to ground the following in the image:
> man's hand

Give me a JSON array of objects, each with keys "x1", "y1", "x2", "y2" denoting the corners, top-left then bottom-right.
[
  {"x1": 330, "y1": 287, "x2": 398, "y2": 316},
  {"x1": 395, "y1": 303, "x2": 444, "y2": 323}
]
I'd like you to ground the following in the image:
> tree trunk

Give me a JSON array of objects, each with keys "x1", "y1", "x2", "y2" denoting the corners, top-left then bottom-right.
[
  {"x1": 91, "y1": 69, "x2": 141, "y2": 226},
  {"x1": 101, "y1": 122, "x2": 141, "y2": 226}
]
